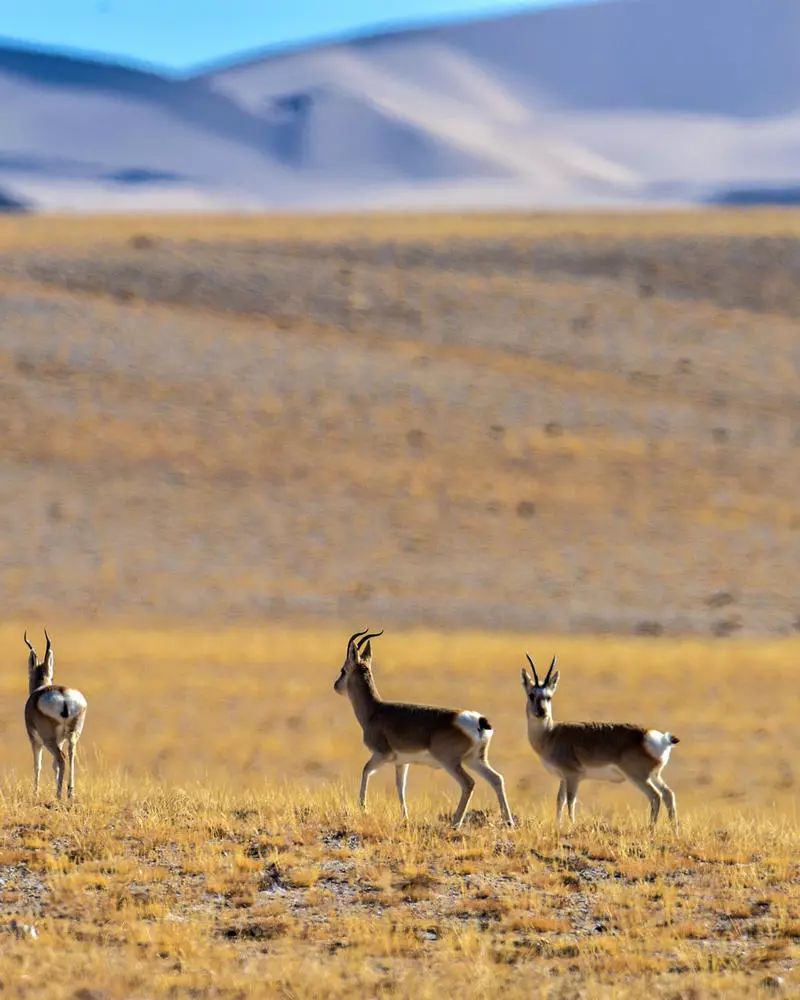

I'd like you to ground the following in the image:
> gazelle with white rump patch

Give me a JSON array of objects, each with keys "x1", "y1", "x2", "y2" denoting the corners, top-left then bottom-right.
[
  {"x1": 24, "y1": 630, "x2": 87, "y2": 799},
  {"x1": 521, "y1": 654, "x2": 679, "y2": 827},
  {"x1": 334, "y1": 628, "x2": 514, "y2": 828}
]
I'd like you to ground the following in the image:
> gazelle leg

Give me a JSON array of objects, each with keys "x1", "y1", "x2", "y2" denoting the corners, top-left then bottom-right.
[
  {"x1": 556, "y1": 779, "x2": 567, "y2": 825},
  {"x1": 629, "y1": 775, "x2": 663, "y2": 826},
  {"x1": 31, "y1": 742, "x2": 43, "y2": 797},
  {"x1": 565, "y1": 775, "x2": 580, "y2": 823},
  {"x1": 466, "y1": 757, "x2": 514, "y2": 827},
  {"x1": 441, "y1": 761, "x2": 475, "y2": 829},
  {"x1": 45, "y1": 740, "x2": 66, "y2": 800},
  {"x1": 359, "y1": 753, "x2": 389, "y2": 812},
  {"x1": 67, "y1": 737, "x2": 78, "y2": 799},
  {"x1": 395, "y1": 764, "x2": 409, "y2": 820},
  {"x1": 652, "y1": 774, "x2": 677, "y2": 827}
]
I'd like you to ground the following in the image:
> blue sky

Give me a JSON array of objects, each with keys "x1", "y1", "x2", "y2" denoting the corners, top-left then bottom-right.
[{"x1": 0, "y1": 1, "x2": 577, "y2": 71}]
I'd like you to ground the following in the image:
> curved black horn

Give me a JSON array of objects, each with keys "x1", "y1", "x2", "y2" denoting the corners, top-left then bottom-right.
[
  {"x1": 525, "y1": 652, "x2": 540, "y2": 686},
  {"x1": 347, "y1": 627, "x2": 369, "y2": 652},
  {"x1": 357, "y1": 629, "x2": 384, "y2": 649},
  {"x1": 544, "y1": 655, "x2": 557, "y2": 686},
  {"x1": 24, "y1": 630, "x2": 34, "y2": 653}
]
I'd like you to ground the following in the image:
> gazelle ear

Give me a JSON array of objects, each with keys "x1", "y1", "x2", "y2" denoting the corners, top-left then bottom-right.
[
  {"x1": 549, "y1": 670, "x2": 560, "y2": 692},
  {"x1": 521, "y1": 668, "x2": 533, "y2": 693}
]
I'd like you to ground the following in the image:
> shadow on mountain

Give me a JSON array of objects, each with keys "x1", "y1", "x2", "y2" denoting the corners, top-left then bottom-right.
[
  {"x1": 709, "y1": 186, "x2": 800, "y2": 206},
  {"x1": 0, "y1": 44, "x2": 169, "y2": 93},
  {"x1": 0, "y1": 45, "x2": 290, "y2": 165},
  {"x1": 102, "y1": 168, "x2": 185, "y2": 185},
  {"x1": 0, "y1": 153, "x2": 189, "y2": 187},
  {"x1": 444, "y1": 0, "x2": 800, "y2": 118},
  {"x1": 263, "y1": 87, "x2": 501, "y2": 179},
  {"x1": 0, "y1": 186, "x2": 29, "y2": 212}
]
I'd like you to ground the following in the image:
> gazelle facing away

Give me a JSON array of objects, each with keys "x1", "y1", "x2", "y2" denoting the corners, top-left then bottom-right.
[
  {"x1": 24, "y1": 630, "x2": 87, "y2": 799},
  {"x1": 521, "y1": 655, "x2": 679, "y2": 827},
  {"x1": 334, "y1": 628, "x2": 514, "y2": 828}
]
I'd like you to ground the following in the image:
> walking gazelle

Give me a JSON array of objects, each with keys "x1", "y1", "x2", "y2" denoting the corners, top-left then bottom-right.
[
  {"x1": 334, "y1": 628, "x2": 514, "y2": 828},
  {"x1": 24, "y1": 629, "x2": 87, "y2": 799},
  {"x1": 521, "y1": 654, "x2": 679, "y2": 827}
]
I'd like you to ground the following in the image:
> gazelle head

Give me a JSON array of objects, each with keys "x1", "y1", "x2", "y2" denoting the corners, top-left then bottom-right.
[
  {"x1": 521, "y1": 653, "x2": 559, "y2": 724},
  {"x1": 25, "y1": 628, "x2": 54, "y2": 693},
  {"x1": 334, "y1": 627, "x2": 383, "y2": 695}
]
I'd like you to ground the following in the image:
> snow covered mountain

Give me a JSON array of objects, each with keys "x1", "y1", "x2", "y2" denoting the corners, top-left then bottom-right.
[{"x1": 2, "y1": 0, "x2": 799, "y2": 211}]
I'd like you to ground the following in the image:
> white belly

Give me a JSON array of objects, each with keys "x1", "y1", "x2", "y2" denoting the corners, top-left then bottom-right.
[
  {"x1": 541, "y1": 760, "x2": 625, "y2": 783},
  {"x1": 392, "y1": 750, "x2": 442, "y2": 769},
  {"x1": 584, "y1": 765, "x2": 626, "y2": 783}
]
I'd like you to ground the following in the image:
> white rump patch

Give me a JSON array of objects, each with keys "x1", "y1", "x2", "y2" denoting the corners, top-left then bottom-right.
[
  {"x1": 453, "y1": 710, "x2": 492, "y2": 745},
  {"x1": 37, "y1": 688, "x2": 87, "y2": 722},
  {"x1": 643, "y1": 729, "x2": 675, "y2": 765},
  {"x1": 584, "y1": 764, "x2": 626, "y2": 783}
]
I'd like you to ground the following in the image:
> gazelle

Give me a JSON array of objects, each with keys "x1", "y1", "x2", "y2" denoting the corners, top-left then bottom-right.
[
  {"x1": 24, "y1": 630, "x2": 87, "y2": 799},
  {"x1": 334, "y1": 628, "x2": 514, "y2": 828},
  {"x1": 521, "y1": 654, "x2": 679, "y2": 827}
]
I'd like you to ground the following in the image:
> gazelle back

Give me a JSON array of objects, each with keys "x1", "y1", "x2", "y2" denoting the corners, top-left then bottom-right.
[
  {"x1": 521, "y1": 654, "x2": 679, "y2": 827},
  {"x1": 24, "y1": 630, "x2": 87, "y2": 799},
  {"x1": 335, "y1": 628, "x2": 514, "y2": 828}
]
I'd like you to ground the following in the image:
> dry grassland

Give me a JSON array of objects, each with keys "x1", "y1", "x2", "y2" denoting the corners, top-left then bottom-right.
[
  {"x1": 0, "y1": 211, "x2": 798, "y2": 996},
  {"x1": 0, "y1": 210, "x2": 798, "y2": 633},
  {"x1": 0, "y1": 625, "x2": 798, "y2": 999}
]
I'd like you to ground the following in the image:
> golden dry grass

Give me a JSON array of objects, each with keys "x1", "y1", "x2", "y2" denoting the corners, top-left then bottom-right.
[
  {"x1": 5, "y1": 208, "x2": 800, "y2": 250},
  {"x1": 0, "y1": 625, "x2": 798, "y2": 998}
]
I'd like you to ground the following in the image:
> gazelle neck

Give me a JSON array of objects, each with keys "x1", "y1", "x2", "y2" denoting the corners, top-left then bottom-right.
[
  {"x1": 527, "y1": 712, "x2": 555, "y2": 749},
  {"x1": 29, "y1": 666, "x2": 51, "y2": 695},
  {"x1": 347, "y1": 668, "x2": 381, "y2": 727}
]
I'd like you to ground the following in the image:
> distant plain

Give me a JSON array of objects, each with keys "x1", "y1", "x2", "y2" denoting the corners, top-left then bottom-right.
[{"x1": 1, "y1": 210, "x2": 798, "y2": 634}]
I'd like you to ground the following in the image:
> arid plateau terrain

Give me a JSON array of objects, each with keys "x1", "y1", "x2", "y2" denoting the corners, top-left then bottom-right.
[{"x1": 0, "y1": 211, "x2": 798, "y2": 998}]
